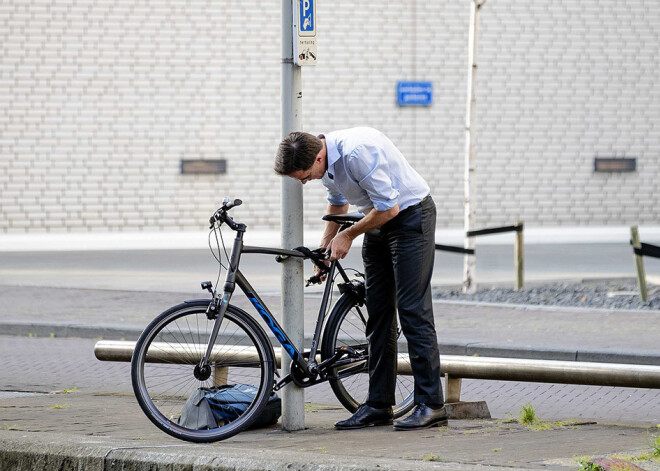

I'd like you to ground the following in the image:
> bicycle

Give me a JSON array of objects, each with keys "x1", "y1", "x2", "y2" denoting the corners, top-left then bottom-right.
[{"x1": 131, "y1": 199, "x2": 414, "y2": 442}]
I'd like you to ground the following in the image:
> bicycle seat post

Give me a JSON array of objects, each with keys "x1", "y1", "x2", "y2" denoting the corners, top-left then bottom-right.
[{"x1": 338, "y1": 222, "x2": 352, "y2": 233}]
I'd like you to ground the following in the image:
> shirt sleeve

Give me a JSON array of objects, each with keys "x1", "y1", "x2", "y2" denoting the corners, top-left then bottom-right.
[
  {"x1": 321, "y1": 174, "x2": 349, "y2": 207},
  {"x1": 347, "y1": 145, "x2": 399, "y2": 211}
]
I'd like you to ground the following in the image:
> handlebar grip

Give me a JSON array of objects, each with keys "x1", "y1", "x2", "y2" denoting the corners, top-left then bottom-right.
[
  {"x1": 209, "y1": 199, "x2": 243, "y2": 226},
  {"x1": 225, "y1": 199, "x2": 242, "y2": 211}
]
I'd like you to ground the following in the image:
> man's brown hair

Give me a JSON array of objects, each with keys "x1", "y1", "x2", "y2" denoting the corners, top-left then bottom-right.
[{"x1": 274, "y1": 132, "x2": 323, "y2": 175}]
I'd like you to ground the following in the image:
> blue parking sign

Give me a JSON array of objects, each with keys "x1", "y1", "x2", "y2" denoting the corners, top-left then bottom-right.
[
  {"x1": 300, "y1": 0, "x2": 314, "y2": 32},
  {"x1": 294, "y1": 0, "x2": 317, "y2": 65},
  {"x1": 397, "y1": 81, "x2": 433, "y2": 106}
]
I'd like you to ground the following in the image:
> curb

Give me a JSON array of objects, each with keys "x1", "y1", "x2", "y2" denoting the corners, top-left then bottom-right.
[
  {"x1": 0, "y1": 431, "x2": 505, "y2": 471},
  {"x1": 433, "y1": 298, "x2": 660, "y2": 315},
  {"x1": 3, "y1": 320, "x2": 659, "y2": 367}
]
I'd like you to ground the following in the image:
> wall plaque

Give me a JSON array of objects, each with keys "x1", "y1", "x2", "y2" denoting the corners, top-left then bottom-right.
[
  {"x1": 181, "y1": 159, "x2": 227, "y2": 175},
  {"x1": 594, "y1": 158, "x2": 636, "y2": 173}
]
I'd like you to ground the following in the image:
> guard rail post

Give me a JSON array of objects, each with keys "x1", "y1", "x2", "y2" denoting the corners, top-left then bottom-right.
[
  {"x1": 514, "y1": 220, "x2": 524, "y2": 290},
  {"x1": 445, "y1": 375, "x2": 463, "y2": 403},
  {"x1": 628, "y1": 226, "x2": 660, "y2": 302},
  {"x1": 630, "y1": 226, "x2": 648, "y2": 301},
  {"x1": 465, "y1": 222, "x2": 525, "y2": 291}
]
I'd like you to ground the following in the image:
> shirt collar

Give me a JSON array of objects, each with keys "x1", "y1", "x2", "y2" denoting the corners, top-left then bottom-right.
[{"x1": 323, "y1": 134, "x2": 341, "y2": 180}]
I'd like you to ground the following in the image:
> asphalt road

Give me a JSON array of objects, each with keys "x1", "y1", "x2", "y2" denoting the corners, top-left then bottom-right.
[{"x1": 1, "y1": 243, "x2": 658, "y2": 293}]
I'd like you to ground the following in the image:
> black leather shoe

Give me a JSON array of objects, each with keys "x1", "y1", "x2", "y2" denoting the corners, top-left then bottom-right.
[
  {"x1": 334, "y1": 404, "x2": 393, "y2": 430},
  {"x1": 393, "y1": 404, "x2": 448, "y2": 430}
]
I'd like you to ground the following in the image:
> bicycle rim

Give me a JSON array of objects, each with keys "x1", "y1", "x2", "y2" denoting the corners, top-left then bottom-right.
[
  {"x1": 322, "y1": 296, "x2": 415, "y2": 419},
  {"x1": 131, "y1": 302, "x2": 274, "y2": 442}
]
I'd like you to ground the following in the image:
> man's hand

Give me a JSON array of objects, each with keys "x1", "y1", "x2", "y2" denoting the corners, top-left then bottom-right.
[
  {"x1": 327, "y1": 231, "x2": 353, "y2": 261},
  {"x1": 313, "y1": 254, "x2": 330, "y2": 284}
]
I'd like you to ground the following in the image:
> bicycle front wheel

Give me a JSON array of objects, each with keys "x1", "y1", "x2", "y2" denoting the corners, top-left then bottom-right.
[
  {"x1": 131, "y1": 300, "x2": 275, "y2": 443},
  {"x1": 321, "y1": 294, "x2": 415, "y2": 419}
]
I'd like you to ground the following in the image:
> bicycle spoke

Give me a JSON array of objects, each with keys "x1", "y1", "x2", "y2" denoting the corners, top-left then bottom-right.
[{"x1": 132, "y1": 304, "x2": 274, "y2": 443}]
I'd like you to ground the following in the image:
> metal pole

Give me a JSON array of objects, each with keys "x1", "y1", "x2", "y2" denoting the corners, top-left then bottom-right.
[
  {"x1": 462, "y1": 0, "x2": 485, "y2": 294},
  {"x1": 514, "y1": 221, "x2": 524, "y2": 291},
  {"x1": 631, "y1": 226, "x2": 649, "y2": 302},
  {"x1": 281, "y1": 0, "x2": 305, "y2": 431}
]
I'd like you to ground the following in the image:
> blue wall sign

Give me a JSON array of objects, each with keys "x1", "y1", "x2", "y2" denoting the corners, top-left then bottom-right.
[
  {"x1": 397, "y1": 81, "x2": 433, "y2": 106},
  {"x1": 300, "y1": 0, "x2": 315, "y2": 32}
]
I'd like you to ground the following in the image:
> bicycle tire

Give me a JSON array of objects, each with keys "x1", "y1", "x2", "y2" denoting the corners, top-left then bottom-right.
[
  {"x1": 321, "y1": 294, "x2": 415, "y2": 419},
  {"x1": 131, "y1": 300, "x2": 275, "y2": 443}
]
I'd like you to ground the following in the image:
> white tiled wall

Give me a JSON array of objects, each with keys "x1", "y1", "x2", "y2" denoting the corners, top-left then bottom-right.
[{"x1": 1, "y1": 1, "x2": 658, "y2": 234}]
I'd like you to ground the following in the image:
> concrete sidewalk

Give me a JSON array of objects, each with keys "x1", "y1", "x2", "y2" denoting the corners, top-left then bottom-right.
[
  {"x1": 2, "y1": 284, "x2": 660, "y2": 470},
  {"x1": 1, "y1": 391, "x2": 660, "y2": 471}
]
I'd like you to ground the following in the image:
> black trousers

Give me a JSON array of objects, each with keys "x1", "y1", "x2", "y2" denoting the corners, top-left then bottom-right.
[{"x1": 362, "y1": 196, "x2": 444, "y2": 406}]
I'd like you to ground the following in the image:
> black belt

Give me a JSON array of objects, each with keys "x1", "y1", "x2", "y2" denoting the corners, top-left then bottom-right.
[{"x1": 400, "y1": 195, "x2": 431, "y2": 214}]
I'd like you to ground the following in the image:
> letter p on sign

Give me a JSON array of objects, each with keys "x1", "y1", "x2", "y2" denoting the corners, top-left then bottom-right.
[
  {"x1": 293, "y1": 0, "x2": 317, "y2": 66},
  {"x1": 300, "y1": 0, "x2": 314, "y2": 32}
]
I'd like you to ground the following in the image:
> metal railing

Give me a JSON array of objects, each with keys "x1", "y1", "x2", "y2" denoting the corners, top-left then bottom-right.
[
  {"x1": 436, "y1": 221, "x2": 524, "y2": 290},
  {"x1": 96, "y1": 340, "x2": 660, "y2": 404}
]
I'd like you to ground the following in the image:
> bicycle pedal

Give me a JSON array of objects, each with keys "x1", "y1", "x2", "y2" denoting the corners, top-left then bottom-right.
[{"x1": 339, "y1": 346, "x2": 358, "y2": 356}]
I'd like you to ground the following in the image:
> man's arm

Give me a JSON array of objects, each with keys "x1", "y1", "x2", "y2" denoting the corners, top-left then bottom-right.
[
  {"x1": 320, "y1": 203, "x2": 350, "y2": 250},
  {"x1": 327, "y1": 204, "x2": 399, "y2": 261}
]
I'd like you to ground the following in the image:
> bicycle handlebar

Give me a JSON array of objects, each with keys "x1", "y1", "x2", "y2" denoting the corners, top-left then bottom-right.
[
  {"x1": 209, "y1": 200, "x2": 332, "y2": 285},
  {"x1": 209, "y1": 198, "x2": 243, "y2": 230}
]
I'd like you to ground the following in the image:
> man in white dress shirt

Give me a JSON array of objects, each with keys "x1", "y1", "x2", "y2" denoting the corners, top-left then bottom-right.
[{"x1": 275, "y1": 127, "x2": 447, "y2": 430}]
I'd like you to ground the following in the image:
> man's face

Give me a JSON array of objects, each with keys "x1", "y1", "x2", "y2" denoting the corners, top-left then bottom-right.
[{"x1": 288, "y1": 148, "x2": 325, "y2": 185}]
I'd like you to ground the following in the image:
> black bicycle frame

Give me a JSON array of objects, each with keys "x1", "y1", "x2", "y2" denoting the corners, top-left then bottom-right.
[{"x1": 201, "y1": 227, "x2": 352, "y2": 377}]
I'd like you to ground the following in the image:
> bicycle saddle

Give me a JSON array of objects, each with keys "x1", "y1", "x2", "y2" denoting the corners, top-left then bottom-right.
[{"x1": 322, "y1": 212, "x2": 364, "y2": 224}]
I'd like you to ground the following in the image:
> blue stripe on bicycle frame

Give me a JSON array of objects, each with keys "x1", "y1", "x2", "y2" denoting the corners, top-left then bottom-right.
[{"x1": 246, "y1": 292, "x2": 299, "y2": 362}]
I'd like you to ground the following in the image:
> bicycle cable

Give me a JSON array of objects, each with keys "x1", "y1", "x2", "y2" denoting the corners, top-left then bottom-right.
[
  {"x1": 342, "y1": 267, "x2": 363, "y2": 279},
  {"x1": 218, "y1": 225, "x2": 234, "y2": 271},
  {"x1": 208, "y1": 223, "x2": 228, "y2": 298}
]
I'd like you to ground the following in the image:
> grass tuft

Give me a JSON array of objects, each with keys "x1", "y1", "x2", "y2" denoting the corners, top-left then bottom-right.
[
  {"x1": 652, "y1": 435, "x2": 660, "y2": 457},
  {"x1": 520, "y1": 404, "x2": 538, "y2": 425},
  {"x1": 573, "y1": 456, "x2": 604, "y2": 471}
]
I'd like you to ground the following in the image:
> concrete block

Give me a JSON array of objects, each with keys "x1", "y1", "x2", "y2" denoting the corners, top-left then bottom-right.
[{"x1": 446, "y1": 401, "x2": 491, "y2": 420}]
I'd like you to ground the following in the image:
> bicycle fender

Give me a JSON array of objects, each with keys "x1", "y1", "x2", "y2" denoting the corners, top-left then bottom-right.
[{"x1": 184, "y1": 298, "x2": 213, "y2": 304}]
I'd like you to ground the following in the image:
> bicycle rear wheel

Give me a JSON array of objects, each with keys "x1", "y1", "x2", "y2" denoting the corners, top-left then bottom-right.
[
  {"x1": 131, "y1": 300, "x2": 275, "y2": 443},
  {"x1": 321, "y1": 294, "x2": 415, "y2": 419}
]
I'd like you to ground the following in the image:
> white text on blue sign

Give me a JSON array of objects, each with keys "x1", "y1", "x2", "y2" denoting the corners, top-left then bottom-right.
[{"x1": 397, "y1": 81, "x2": 433, "y2": 106}]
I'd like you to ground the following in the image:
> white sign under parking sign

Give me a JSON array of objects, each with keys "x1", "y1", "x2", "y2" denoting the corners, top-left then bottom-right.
[{"x1": 293, "y1": 0, "x2": 317, "y2": 66}]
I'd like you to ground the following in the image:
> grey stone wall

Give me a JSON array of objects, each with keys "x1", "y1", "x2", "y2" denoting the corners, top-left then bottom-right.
[{"x1": 1, "y1": 1, "x2": 658, "y2": 233}]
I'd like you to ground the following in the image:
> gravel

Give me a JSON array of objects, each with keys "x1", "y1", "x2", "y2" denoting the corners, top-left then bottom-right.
[{"x1": 433, "y1": 279, "x2": 660, "y2": 310}]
